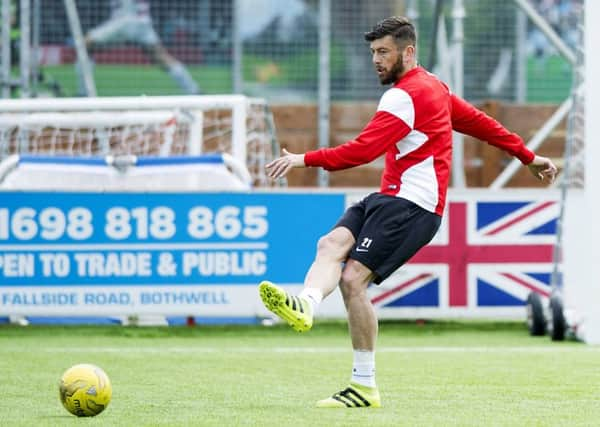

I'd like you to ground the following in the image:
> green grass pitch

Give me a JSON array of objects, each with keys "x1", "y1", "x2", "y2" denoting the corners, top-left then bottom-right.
[
  {"x1": 0, "y1": 321, "x2": 598, "y2": 426},
  {"x1": 40, "y1": 64, "x2": 233, "y2": 97},
  {"x1": 37, "y1": 55, "x2": 571, "y2": 102}
]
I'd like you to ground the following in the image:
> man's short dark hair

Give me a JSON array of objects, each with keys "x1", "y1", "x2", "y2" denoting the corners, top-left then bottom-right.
[{"x1": 364, "y1": 16, "x2": 416, "y2": 48}]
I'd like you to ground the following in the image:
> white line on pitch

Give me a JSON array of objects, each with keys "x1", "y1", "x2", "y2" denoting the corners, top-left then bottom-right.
[{"x1": 1, "y1": 346, "x2": 597, "y2": 354}]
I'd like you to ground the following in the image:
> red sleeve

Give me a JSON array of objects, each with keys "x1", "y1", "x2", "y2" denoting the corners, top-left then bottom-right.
[
  {"x1": 451, "y1": 94, "x2": 535, "y2": 164},
  {"x1": 304, "y1": 111, "x2": 411, "y2": 171}
]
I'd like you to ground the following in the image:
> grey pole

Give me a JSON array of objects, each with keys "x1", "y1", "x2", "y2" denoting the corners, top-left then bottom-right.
[
  {"x1": 31, "y1": 0, "x2": 39, "y2": 96},
  {"x1": 407, "y1": 0, "x2": 419, "y2": 30},
  {"x1": 407, "y1": 0, "x2": 419, "y2": 62},
  {"x1": 19, "y1": 0, "x2": 30, "y2": 98},
  {"x1": 317, "y1": 0, "x2": 330, "y2": 187},
  {"x1": 1, "y1": 0, "x2": 11, "y2": 98},
  {"x1": 64, "y1": 0, "x2": 96, "y2": 96},
  {"x1": 232, "y1": 0, "x2": 243, "y2": 94},
  {"x1": 451, "y1": 0, "x2": 466, "y2": 188},
  {"x1": 515, "y1": 8, "x2": 527, "y2": 103}
]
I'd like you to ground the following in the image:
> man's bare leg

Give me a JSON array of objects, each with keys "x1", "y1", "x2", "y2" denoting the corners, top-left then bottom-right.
[
  {"x1": 259, "y1": 226, "x2": 354, "y2": 331},
  {"x1": 316, "y1": 259, "x2": 381, "y2": 408},
  {"x1": 299, "y1": 226, "x2": 355, "y2": 305},
  {"x1": 339, "y1": 259, "x2": 378, "y2": 351}
]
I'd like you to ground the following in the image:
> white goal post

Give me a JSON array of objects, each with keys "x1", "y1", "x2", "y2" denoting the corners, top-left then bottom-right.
[
  {"x1": 0, "y1": 95, "x2": 280, "y2": 187},
  {"x1": 563, "y1": 1, "x2": 599, "y2": 345}
]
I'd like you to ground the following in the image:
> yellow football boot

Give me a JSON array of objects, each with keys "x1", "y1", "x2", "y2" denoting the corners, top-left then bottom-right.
[
  {"x1": 316, "y1": 383, "x2": 381, "y2": 408},
  {"x1": 259, "y1": 281, "x2": 313, "y2": 332}
]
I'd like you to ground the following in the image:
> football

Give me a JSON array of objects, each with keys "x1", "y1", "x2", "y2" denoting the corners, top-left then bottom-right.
[{"x1": 59, "y1": 363, "x2": 112, "y2": 417}]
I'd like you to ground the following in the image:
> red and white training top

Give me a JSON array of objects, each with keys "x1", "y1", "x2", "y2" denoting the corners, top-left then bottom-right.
[{"x1": 304, "y1": 67, "x2": 535, "y2": 216}]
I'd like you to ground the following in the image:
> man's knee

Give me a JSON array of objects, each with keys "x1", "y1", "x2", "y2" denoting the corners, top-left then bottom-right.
[
  {"x1": 316, "y1": 228, "x2": 354, "y2": 261},
  {"x1": 339, "y1": 263, "x2": 372, "y2": 300}
]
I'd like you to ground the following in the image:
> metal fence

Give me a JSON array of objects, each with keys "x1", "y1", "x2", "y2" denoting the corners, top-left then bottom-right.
[{"x1": 1, "y1": 0, "x2": 580, "y2": 103}]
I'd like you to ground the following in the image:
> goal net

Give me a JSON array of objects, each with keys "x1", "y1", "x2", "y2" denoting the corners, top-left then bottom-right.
[{"x1": 0, "y1": 95, "x2": 280, "y2": 188}]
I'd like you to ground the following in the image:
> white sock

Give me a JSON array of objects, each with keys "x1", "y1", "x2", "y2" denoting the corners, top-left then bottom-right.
[
  {"x1": 167, "y1": 62, "x2": 200, "y2": 94},
  {"x1": 298, "y1": 287, "x2": 323, "y2": 314},
  {"x1": 351, "y1": 350, "x2": 376, "y2": 388}
]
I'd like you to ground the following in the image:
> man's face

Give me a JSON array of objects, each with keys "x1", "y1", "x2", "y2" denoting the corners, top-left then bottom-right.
[{"x1": 370, "y1": 35, "x2": 406, "y2": 85}]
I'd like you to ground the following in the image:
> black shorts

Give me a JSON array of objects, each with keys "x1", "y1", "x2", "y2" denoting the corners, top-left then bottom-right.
[{"x1": 335, "y1": 193, "x2": 441, "y2": 284}]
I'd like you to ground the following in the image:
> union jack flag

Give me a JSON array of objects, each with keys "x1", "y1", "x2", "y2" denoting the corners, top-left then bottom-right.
[{"x1": 370, "y1": 198, "x2": 558, "y2": 318}]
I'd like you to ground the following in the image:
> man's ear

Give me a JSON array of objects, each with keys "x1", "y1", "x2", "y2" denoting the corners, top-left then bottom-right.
[{"x1": 404, "y1": 45, "x2": 416, "y2": 61}]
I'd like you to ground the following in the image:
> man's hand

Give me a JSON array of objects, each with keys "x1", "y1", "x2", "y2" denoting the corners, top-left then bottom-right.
[
  {"x1": 527, "y1": 155, "x2": 558, "y2": 183},
  {"x1": 265, "y1": 148, "x2": 305, "y2": 179}
]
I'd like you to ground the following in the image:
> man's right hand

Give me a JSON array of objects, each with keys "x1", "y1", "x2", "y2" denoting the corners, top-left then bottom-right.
[{"x1": 265, "y1": 148, "x2": 305, "y2": 179}]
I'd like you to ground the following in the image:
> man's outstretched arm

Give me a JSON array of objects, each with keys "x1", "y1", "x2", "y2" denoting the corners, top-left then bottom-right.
[
  {"x1": 450, "y1": 94, "x2": 557, "y2": 183},
  {"x1": 266, "y1": 108, "x2": 411, "y2": 179}
]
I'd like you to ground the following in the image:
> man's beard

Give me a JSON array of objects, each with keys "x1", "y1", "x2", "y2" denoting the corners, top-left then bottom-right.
[{"x1": 379, "y1": 58, "x2": 404, "y2": 85}]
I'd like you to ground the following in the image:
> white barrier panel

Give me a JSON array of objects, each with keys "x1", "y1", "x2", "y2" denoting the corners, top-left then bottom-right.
[
  {"x1": 0, "y1": 191, "x2": 344, "y2": 318},
  {"x1": 585, "y1": 1, "x2": 600, "y2": 344},
  {"x1": 562, "y1": 191, "x2": 587, "y2": 338},
  {"x1": 0, "y1": 188, "x2": 561, "y2": 321}
]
